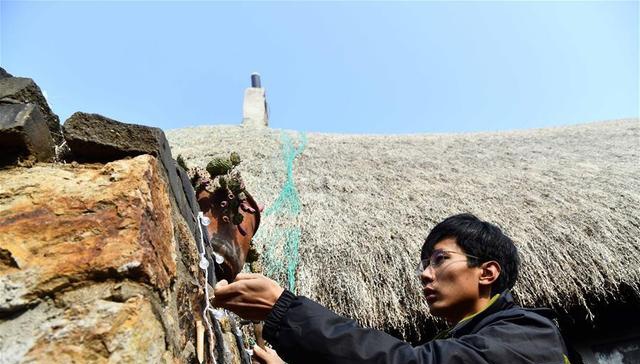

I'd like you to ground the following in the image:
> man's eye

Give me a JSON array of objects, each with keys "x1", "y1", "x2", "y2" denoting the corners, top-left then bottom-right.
[{"x1": 431, "y1": 253, "x2": 447, "y2": 266}]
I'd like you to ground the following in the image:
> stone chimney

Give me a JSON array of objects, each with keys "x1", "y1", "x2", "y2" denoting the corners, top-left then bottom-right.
[{"x1": 242, "y1": 73, "x2": 269, "y2": 128}]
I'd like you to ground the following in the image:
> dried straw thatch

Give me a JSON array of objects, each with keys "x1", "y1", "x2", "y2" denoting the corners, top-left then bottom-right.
[{"x1": 167, "y1": 119, "x2": 640, "y2": 339}]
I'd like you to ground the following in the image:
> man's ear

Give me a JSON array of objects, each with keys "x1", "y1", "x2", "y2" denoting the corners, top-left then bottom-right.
[{"x1": 478, "y1": 261, "x2": 501, "y2": 287}]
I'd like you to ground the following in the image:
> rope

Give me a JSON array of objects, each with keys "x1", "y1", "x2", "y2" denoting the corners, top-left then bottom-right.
[
  {"x1": 197, "y1": 212, "x2": 254, "y2": 364},
  {"x1": 260, "y1": 132, "x2": 307, "y2": 293},
  {"x1": 196, "y1": 212, "x2": 218, "y2": 364}
]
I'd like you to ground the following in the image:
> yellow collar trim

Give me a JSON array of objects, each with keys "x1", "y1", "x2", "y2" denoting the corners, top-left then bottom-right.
[
  {"x1": 458, "y1": 293, "x2": 501, "y2": 324},
  {"x1": 434, "y1": 293, "x2": 502, "y2": 339}
]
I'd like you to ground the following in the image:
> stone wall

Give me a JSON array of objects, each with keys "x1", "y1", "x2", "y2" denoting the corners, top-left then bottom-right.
[{"x1": 0, "y1": 68, "x2": 250, "y2": 364}]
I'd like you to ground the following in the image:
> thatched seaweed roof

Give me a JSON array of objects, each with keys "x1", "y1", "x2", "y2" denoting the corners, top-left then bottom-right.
[{"x1": 167, "y1": 119, "x2": 640, "y2": 339}]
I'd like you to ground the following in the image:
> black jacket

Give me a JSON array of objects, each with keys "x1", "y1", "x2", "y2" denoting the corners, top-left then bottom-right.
[{"x1": 263, "y1": 290, "x2": 571, "y2": 364}]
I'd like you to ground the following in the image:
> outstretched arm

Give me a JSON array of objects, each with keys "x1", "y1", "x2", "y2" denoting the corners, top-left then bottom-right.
[
  {"x1": 213, "y1": 274, "x2": 429, "y2": 363},
  {"x1": 213, "y1": 274, "x2": 565, "y2": 364}
]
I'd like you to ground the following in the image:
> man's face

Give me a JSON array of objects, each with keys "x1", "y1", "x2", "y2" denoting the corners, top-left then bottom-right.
[{"x1": 419, "y1": 238, "x2": 482, "y2": 323}]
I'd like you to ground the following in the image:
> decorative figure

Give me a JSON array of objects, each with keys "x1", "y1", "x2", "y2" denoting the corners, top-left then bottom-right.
[{"x1": 184, "y1": 152, "x2": 262, "y2": 282}]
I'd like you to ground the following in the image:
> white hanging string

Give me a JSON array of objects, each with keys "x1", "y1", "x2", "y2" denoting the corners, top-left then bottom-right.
[
  {"x1": 197, "y1": 211, "x2": 218, "y2": 364},
  {"x1": 196, "y1": 211, "x2": 250, "y2": 363}
]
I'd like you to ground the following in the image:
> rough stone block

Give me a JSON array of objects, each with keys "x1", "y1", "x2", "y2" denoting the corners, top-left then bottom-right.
[
  {"x1": 63, "y1": 112, "x2": 164, "y2": 161},
  {"x1": 176, "y1": 163, "x2": 201, "y2": 241},
  {"x1": 0, "y1": 103, "x2": 54, "y2": 166},
  {"x1": 0, "y1": 283, "x2": 175, "y2": 363},
  {"x1": 0, "y1": 76, "x2": 63, "y2": 145},
  {"x1": 0, "y1": 67, "x2": 12, "y2": 79},
  {"x1": 0, "y1": 155, "x2": 176, "y2": 313},
  {"x1": 64, "y1": 112, "x2": 199, "y2": 239}
]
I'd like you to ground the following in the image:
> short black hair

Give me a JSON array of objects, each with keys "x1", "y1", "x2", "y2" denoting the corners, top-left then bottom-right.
[{"x1": 421, "y1": 213, "x2": 520, "y2": 294}]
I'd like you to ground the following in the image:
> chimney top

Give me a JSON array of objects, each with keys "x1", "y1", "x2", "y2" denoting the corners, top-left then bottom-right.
[{"x1": 250, "y1": 73, "x2": 262, "y2": 88}]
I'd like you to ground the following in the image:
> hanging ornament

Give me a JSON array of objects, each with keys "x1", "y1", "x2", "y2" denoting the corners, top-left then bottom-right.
[{"x1": 199, "y1": 256, "x2": 210, "y2": 270}]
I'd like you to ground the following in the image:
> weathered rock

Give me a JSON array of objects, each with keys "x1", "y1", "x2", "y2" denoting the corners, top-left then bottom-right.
[
  {"x1": 223, "y1": 315, "x2": 251, "y2": 364},
  {"x1": 0, "y1": 282, "x2": 176, "y2": 364},
  {"x1": 0, "y1": 67, "x2": 12, "y2": 79},
  {"x1": 176, "y1": 163, "x2": 201, "y2": 248},
  {"x1": 0, "y1": 76, "x2": 63, "y2": 145},
  {"x1": 0, "y1": 155, "x2": 176, "y2": 313},
  {"x1": 64, "y1": 112, "x2": 200, "y2": 241},
  {"x1": 166, "y1": 198, "x2": 205, "y2": 363},
  {"x1": 0, "y1": 149, "x2": 250, "y2": 363},
  {"x1": 63, "y1": 112, "x2": 164, "y2": 161},
  {"x1": 0, "y1": 103, "x2": 55, "y2": 166}
]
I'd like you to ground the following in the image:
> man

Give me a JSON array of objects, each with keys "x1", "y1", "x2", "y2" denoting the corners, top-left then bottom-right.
[{"x1": 214, "y1": 213, "x2": 572, "y2": 363}]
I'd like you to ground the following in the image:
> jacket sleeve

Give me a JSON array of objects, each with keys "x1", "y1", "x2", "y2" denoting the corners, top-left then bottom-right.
[{"x1": 263, "y1": 290, "x2": 567, "y2": 364}]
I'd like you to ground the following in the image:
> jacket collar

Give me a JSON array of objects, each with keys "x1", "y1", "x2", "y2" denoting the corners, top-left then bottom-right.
[
  {"x1": 457, "y1": 292, "x2": 503, "y2": 324},
  {"x1": 453, "y1": 290, "x2": 517, "y2": 337},
  {"x1": 434, "y1": 290, "x2": 516, "y2": 339}
]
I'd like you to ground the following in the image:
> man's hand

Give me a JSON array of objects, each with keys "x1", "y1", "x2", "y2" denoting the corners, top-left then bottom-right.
[
  {"x1": 252, "y1": 345, "x2": 284, "y2": 364},
  {"x1": 213, "y1": 273, "x2": 285, "y2": 321}
]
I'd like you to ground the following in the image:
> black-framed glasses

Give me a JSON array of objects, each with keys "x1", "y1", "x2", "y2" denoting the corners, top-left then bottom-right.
[{"x1": 415, "y1": 249, "x2": 480, "y2": 276}]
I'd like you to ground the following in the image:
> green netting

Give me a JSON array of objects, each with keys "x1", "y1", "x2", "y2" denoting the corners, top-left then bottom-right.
[
  {"x1": 262, "y1": 228, "x2": 301, "y2": 292},
  {"x1": 261, "y1": 132, "x2": 307, "y2": 293},
  {"x1": 264, "y1": 132, "x2": 306, "y2": 217}
]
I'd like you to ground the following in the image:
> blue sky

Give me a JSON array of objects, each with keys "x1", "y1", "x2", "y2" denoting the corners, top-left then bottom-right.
[{"x1": 1, "y1": 1, "x2": 638, "y2": 134}]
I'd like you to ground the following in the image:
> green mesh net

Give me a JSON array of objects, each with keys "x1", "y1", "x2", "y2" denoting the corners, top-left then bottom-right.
[{"x1": 261, "y1": 132, "x2": 307, "y2": 293}]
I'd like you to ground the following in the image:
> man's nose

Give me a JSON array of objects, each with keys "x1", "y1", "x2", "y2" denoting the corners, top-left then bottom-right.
[{"x1": 420, "y1": 265, "x2": 435, "y2": 285}]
